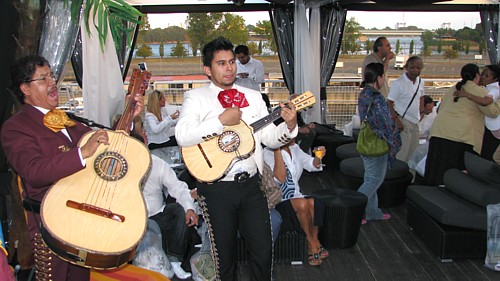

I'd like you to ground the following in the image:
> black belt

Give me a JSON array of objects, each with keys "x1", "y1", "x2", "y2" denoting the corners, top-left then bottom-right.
[
  {"x1": 23, "y1": 198, "x2": 41, "y2": 214},
  {"x1": 234, "y1": 171, "x2": 251, "y2": 183}
]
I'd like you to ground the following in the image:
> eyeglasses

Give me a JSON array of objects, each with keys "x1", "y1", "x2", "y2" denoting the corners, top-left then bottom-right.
[{"x1": 26, "y1": 73, "x2": 58, "y2": 84}]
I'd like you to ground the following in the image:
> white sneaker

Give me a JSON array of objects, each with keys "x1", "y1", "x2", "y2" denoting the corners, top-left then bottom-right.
[{"x1": 171, "y1": 262, "x2": 192, "y2": 279}]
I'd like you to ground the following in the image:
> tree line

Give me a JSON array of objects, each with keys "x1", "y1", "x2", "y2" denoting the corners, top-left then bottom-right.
[
  {"x1": 135, "y1": 14, "x2": 276, "y2": 58},
  {"x1": 341, "y1": 17, "x2": 485, "y2": 61},
  {"x1": 136, "y1": 13, "x2": 485, "y2": 61}
]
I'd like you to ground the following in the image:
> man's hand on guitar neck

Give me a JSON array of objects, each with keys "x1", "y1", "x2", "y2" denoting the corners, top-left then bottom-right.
[
  {"x1": 279, "y1": 102, "x2": 297, "y2": 132},
  {"x1": 219, "y1": 107, "x2": 242, "y2": 126},
  {"x1": 126, "y1": 93, "x2": 145, "y2": 117}
]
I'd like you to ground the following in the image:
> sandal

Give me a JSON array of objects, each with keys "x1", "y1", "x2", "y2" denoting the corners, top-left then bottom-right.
[
  {"x1": 318, "y1": 246, "x2": 329, "y2": 259},
  {"x1": 308, "y1": 253, "x2": 322, "y2": 266}
]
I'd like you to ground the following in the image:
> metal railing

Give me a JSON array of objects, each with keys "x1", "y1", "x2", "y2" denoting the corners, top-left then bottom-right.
[{"x1": 58, "y1": 77, "x2": 459, "y2": 129}]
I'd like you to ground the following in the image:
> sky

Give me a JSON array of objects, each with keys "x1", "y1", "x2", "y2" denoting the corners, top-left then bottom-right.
[{"x1": 148, "y1": 11, "x2": 482, "y2": 30}]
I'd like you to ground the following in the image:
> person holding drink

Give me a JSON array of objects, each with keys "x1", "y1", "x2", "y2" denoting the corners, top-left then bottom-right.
[{"x1": 263, "y1": 139, "x2": 327, "y2": 266}]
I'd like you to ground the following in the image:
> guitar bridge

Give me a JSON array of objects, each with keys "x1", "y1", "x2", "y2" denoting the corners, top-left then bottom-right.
[{"x1": 66, "y1": 200, "x2": 125, "y2": 222}]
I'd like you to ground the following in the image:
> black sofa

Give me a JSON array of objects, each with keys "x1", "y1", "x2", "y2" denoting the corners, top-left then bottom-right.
[{"x1": 406, "y1": 152, "x2": 500, "y2": 261}]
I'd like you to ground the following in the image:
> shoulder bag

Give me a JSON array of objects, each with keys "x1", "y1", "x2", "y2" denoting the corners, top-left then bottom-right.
[{"x1": 356, "y1": 97, "x2": 389, "y2": 157}]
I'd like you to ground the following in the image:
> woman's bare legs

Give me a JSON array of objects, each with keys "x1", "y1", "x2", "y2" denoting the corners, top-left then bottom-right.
[{"x1": 290, "y1": 198, "x2": 322, "y2": 265}]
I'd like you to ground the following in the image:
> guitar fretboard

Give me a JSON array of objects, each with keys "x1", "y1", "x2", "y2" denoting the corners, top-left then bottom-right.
[{"x1": 250, "y1": 109, "x2": 283, "y2": 133}]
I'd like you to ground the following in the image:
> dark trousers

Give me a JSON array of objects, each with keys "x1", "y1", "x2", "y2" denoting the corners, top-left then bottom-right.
[
  {"x1": 27, "y1": 213, "x2": 89, "y2": 281},
  {"x1": 150, "y1": 202, "x2": 190, "y2": 261},
  {"x1": 481, "y1": 127, "x2": 500, "y2": 161},
  {"x1": 197, "y1": 175, "x2": 272, "y2": 281}
]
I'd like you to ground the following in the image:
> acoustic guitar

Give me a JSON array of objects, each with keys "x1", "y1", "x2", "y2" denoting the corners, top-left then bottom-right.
[
  {"x1": 40, "y1": 68, "x2": 152, "y2": 269},
  {"x1": 182, "y1": 92, "x2": 316, "y2": 183}
]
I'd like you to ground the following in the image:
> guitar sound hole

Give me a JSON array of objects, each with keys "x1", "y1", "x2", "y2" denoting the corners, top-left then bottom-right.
[
  {"x1": 93, "y1": 151, "x2": 128, "y2": 181},
  {"x1": 218, "y1": 131, "x2": 241, "y2": 153}
]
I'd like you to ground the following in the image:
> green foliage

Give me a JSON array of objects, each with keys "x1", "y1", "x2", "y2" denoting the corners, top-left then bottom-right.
[
  {"x1": 159, "y1": 42, "x2": 164, "y2": 58},
  {"x1": 395, "y1": 39, "x2": 400, "y2": 54},
  {"x1": 170, "y1": 41, "x2": 188, "y2": 58},
  {"x1": 437, "y1": 40, "x2": 442, "y2": 54},
  {"x1": 248, "y1": 42, "x2": 259, "y2": 56},
  {"x1": 72, "y1": 0, "x2": 144, "y2": 52},
  {"x1": 443, "y1": 48, "x2": 459, "y2": 61},
  {"x1": 186, "y1": 13, "x2": 223, "y2": 56},
  {"x1": 136, "y1": 43, "x2": 153, "y2": 59},
  {"x1": 255, "y1": 20, "x2": 276, "y2": 54},
  {"x1": 258, "y1": 40, "x2": 263, "y2": 55},
  {"x1": 409, "y1": 40, "x2": 414, "y2": 55},
  {"x1": 140, "y1": 26, "x2": 187, "y2": 43},
  {"x1": 465, "y1": 40, "x2": 470, "y2": 55},
  {"x1": 421, "y1": 46, "x2": 432, "y2": 58},
  {"x1": 365, "y1": 39, "x2": 372, "y2": 53},
  {"x1": 342, "y1": 17, "x2": 360, "y2": 54},
  {"x1": 216, "y1": 13, "x2": 248, "y2": 46}
]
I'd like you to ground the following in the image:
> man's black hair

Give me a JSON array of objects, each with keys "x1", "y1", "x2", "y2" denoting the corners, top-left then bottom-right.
[{"x1": 202, "y1": 37, "x2": 234, "y2": 67}]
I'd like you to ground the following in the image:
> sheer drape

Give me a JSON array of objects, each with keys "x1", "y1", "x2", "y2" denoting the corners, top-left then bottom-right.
[
  {"x1": 480, "y1": 5, "x2": 500, "y2": 65},
  {"x1": 38, "y1": 0, "x2": 81, "y2": 84},
  {"x1": 270, "y1": 4, "x2": 295, "y2": 94},
  {"x1": 71, "y1": 18, "x2": 140, "y2": 87},
  {"x1": 319, "y1": 2, "x2": 346, "y2": 123},
  {"x1": 295, "y1": 0, "x2": 321, "y2": 123}
]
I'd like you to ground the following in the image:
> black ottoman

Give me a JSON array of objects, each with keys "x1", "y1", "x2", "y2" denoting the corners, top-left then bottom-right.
[
  {"x1": 312, "y1": 189, "x2": 367, "y2": 249},
  {"x1": 335, "y1": 143, "x2": 359, "y2": 160},
  {"x1": 237, "y1": 231, "x2": 306, "y2": 265},
  {"x1": 312, "y1": 134, "x2": 354, "y2": 170},
  {"x1": 339, "y1": 157, "x2": 412, "y2": 207}
]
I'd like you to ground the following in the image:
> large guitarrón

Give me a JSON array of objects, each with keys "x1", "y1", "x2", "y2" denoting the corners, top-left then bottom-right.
[{"x1": 40, "y1": 69, "x2": 151, "y2": 269}]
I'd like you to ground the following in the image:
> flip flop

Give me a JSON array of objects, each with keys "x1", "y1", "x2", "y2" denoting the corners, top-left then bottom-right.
[
  {"x1": 308, "y1": 253, "x2": 322, "y2": 266},
  {"x1": 318, "y1": 246, "x2": 329, "y2": 259}
]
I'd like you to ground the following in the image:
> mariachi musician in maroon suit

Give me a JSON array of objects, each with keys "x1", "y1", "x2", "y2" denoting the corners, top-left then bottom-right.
[{"x1": 1, "y1": 55, "x2": 142, "y2": 281}]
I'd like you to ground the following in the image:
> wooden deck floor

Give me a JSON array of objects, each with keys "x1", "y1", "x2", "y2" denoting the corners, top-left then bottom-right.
[{"x1": 233, "y1": 169, "x2": 499, "y2": 281}]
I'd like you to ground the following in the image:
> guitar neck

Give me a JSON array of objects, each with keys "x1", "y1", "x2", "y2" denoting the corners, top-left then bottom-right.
[{"x1": 250, "y1": 109, "x2": 283, "y2": 133}]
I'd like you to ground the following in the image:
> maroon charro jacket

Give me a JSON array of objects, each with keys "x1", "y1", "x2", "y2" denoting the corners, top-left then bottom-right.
[{"x1": 1, "y1": 104, "x2": 91, "y2": 202}]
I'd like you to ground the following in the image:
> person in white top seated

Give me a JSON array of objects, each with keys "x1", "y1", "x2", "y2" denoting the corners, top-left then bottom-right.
[
  {"x1": 144, "y1": 90, "x2": 179, "y2": 161},
  {"x1": 234, "y1": 45, "x2": 265, "y2": 92},
  {"x1": 419, "y1": 95, "x2": 436, "y2": 141},
  {"x1": 142, "y1": 154, "x2": 199, "y2": 279}
]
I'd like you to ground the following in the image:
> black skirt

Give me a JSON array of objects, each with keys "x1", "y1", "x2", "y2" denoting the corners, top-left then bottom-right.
[
  {"x1": 275, "y1": 196, "x2": 325, "y2": 235},
  {"x1": 424, "y1": 136, "x2": 476, "y2": 186}
]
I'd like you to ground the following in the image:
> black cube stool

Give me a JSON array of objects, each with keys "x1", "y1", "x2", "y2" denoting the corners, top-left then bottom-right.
[
  {"x1": 335, "y1": 143, "x2": 359, "y2": 161},
  {"x1": 312, "y1": 134, "x2": 354, "y2": 170},
  {"x1": 340, "y1": 157, "x2": 412, "y2": 208},
  {"x1": 312, "y1": 189, "x2": 367, "y2": 249}
]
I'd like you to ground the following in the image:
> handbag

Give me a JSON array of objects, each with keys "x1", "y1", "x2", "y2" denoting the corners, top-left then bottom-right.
[
  {"x1": 485, "y1": 203, "x2": 500, "y2": 271},
  {"x1": 260, "y1": 162, "x2": 282, "y2": 208},
  {"x1": 356, "y1": 98, "x2": 389, "y2": 157}
]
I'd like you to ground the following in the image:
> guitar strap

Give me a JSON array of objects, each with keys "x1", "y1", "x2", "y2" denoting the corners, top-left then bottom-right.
[{"x1": 401, "y1": 78, "x2": 421, "y2": 119}]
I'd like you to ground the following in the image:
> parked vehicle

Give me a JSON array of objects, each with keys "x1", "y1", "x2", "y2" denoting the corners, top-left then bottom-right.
[{"x1": 394, "y1": 55, "x2": 409, "y2": 70}]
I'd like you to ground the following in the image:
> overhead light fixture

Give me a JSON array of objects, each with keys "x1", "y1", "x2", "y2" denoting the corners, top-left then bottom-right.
[{"x1": 228, "y1": 0, "x2": 246, "y2": 7}]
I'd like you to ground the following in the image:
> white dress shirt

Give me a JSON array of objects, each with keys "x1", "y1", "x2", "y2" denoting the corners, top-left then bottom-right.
[
  {"x1": 175, "y1": 83, "x2": 298, "y2": 181},
  {"x1": 235, "y1": 57, "x2": 265, "y2": 92},
  {"x1": 388, "y1": 74, "x2": 425, "y2": 124},
  {"x1": 142, "y1": 155, "x2": 196, "y2": 217},
  {"x1": 263, "y1": 144, "x2": 322, "y2": 200}
]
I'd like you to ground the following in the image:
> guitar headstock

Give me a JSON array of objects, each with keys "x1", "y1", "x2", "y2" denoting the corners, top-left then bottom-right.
[
  {"x1": 128, "y1": 68, "x2": 152, "y2": 96},
  {"x1": 290, "y1": 91, "x2": 316, "y2": 112}
]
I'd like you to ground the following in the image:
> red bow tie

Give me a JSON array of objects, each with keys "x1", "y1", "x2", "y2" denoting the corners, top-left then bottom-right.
[{"x1": 218, "y1": 89, "x2": 249, "y2": 108}]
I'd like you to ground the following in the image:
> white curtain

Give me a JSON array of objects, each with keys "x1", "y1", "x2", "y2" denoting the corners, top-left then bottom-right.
[
  {"x1": 81, "y1": 6, "x2": 125, "y2": 127},
  {"x1": 294, "y1": 0, "x2": 321, "y2": 123}
]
